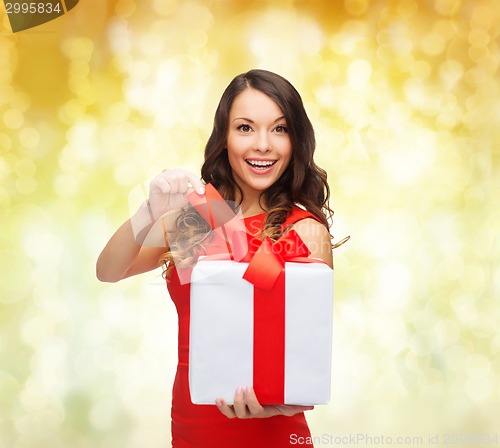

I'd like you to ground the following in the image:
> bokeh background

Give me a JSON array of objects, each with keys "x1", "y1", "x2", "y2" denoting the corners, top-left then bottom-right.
[{"x1": 1, "y1": 0, "x2": 499, "y2": 446}]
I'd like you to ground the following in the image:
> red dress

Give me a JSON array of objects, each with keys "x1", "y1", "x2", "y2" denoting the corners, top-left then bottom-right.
[{"x1": 167, "y1": 207, "x2": 318, "y2": 447}]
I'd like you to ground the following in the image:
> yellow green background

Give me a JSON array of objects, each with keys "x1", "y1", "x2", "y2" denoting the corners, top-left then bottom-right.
[{"x1": 1, "y1": 0, "x2": 499, "y2": 446}]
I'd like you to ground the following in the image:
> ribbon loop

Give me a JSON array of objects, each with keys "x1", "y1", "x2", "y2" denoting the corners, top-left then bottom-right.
[
  {"x1": 187, "y1": 184, "x2": 249, "y2": 260},
  {"x1": 187, "y1": 184, "x2": 315, "y2": 290},
  {"x1": 243, "y1": 230, "x2": 312, "y2": 290}
]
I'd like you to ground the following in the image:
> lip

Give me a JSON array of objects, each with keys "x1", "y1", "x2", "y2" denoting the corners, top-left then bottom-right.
[{"x1": 245, "y1": 158, "x2": 277, "y2": 175}]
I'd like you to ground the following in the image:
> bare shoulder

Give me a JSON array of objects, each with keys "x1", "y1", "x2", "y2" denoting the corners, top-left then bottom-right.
[{"x1": 290, "y1": 218, "x2": 333, "y2": 268}]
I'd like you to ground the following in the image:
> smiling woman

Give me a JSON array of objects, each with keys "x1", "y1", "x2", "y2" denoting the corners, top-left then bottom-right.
[
  {"x1": 96, "y1": 69, "x2": 336, "y2": 447},
  {"x1": 201, "y1": 70, "x2": 334, "y2": 247}
]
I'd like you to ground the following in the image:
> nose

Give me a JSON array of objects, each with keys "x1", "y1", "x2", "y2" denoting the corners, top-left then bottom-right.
[{"x1": 254, "y1": 130, "x2": 271, "y2": 152}]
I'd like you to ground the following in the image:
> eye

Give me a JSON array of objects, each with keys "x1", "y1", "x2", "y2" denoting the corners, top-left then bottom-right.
[
  {"x1": 237, "y1": 124, "x2": 252, "y2": 133},
  {"x1": 275, "y1": 124, "x2": 288, "y2": 133}
]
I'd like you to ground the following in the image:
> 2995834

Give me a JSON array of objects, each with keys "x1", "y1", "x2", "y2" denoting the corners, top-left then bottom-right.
[{"x1": 5, "y1": 2, "x2": 63, "y2": 14}]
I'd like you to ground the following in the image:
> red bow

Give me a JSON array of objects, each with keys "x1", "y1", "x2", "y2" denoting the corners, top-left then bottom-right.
[
  {"x1": 243, "y1": 231, "x2": 311, "y2": 290},
  {"x1": 187, "y1": 184, "x2": 314, "y2": 290}
]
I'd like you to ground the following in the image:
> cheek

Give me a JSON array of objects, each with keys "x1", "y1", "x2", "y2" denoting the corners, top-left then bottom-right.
[
  {"x1": 281, "y1": 137, "x2": 292, "y2": 157},
  {"x1": 282, "y1": 144, "x2": 293, "y2": 167},
  {"x1": 226, "y1": 135, "x2": 243, "y2": 158},
  {"x1": 282, "y1": 156, "x2": 292, "y2": 173},
  {"x1": 226, "y1": 142, "x2": 243, "y2": 172}
]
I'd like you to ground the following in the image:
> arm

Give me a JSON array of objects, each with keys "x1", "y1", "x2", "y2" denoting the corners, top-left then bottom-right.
[
  {"x1": 96, "y1": 169, "x2": 205, "y2": 283},
  {"x1": 96, "y1": 201, "x2": 166, "y2": 283},
  {"x1": 290, "y1": 218, "x2": 333, "y2": 268}
]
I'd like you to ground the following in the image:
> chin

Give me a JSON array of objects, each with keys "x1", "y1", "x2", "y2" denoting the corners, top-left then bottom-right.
[{"x1": 248, "y1": 179, "x2": 279, "y2": 193}]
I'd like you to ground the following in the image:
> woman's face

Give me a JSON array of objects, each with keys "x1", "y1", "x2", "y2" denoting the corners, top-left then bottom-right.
[{"x1": 226, "y1": 88, "x2": 292, "y2": 202}]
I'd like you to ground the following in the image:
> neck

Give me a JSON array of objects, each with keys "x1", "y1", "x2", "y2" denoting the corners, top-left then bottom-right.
[{"x1": 235, "y1": 188, "x2": 267, "y2": 217}]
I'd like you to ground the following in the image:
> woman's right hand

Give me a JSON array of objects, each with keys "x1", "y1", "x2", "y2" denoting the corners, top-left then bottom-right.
[
  {"x1": 148, "y1": 168, "x2": 205, "y2": 221},
  {"x1": 96, "y1": 168, "x2": 205, "y2": 283}
]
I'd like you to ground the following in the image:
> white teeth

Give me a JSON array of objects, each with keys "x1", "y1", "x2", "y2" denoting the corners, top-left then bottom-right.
[{"x1": 246, "y1": 160, "x2": 275, "y2": 167}]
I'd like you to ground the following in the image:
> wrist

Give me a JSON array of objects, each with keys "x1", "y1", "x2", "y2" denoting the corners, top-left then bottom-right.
[
  {"x1": 146, "y1": 200, "x2": 155, "y2": 222},
  {"x1": 131, "y1": 200, "x2": 155, "y2": 244}
]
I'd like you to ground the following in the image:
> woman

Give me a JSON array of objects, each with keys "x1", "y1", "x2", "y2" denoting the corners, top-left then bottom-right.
[{"x1": 97, "y1": 69, "x2": 338, "y2": 447}]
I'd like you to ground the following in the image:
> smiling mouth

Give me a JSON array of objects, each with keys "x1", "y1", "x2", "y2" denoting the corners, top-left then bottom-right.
[{"x1": 245, "y1": 159, "x2": 277, "y2": 170}]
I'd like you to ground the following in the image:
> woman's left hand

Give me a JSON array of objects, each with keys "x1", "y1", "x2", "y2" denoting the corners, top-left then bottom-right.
[{"x1": 216, "y1": 386, "x2": 314, "y2": 419}]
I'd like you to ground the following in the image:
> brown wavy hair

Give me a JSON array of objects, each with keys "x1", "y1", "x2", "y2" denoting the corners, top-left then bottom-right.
[{"x1": 162, "y1": 69, "x2": 334, "y2": 278}]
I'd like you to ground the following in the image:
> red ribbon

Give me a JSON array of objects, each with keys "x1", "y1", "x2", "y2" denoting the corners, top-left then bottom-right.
[
  {"x1": 243, "y1": 231, "x2": 315, "y2": 403},
  {"x1": 187, "y1": 184, "x2": 249, "y2": 261},
  {"x1": 187, "y1": 184, "x2": 321, "y2": 404},
  {"x1": 243, "y1": 231, "x2": 311, "y2": 290},
  {"x1": 187, "y1": 184, "x2": 313, "y2": 289}
]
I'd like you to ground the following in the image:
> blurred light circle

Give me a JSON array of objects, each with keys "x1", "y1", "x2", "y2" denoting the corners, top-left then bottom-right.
[
  {"x1": 3, "y1": 109, "x2": 24, "y2": 129},
  {"x1": 19, "y1": 128, "x2": 41, "y2": 149}
]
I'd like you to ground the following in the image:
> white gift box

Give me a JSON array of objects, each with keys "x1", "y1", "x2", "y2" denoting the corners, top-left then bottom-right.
[{"x1": 189, "y1": 258, "x2": 334, "y2": 405}]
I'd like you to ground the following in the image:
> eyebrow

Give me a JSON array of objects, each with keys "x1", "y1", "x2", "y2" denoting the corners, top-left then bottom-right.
[{"x1": 232, "y1": 116, "x2": 286, "y2": 123}]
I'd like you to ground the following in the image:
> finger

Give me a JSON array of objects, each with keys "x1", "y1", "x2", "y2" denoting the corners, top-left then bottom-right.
[
  {"x1": 243, "y1": 386, "x2": 264, "y2": 416},
  {"x1": 215, "y1": 398, "x2": 236, "y2": 419},
  {"x1": 300, "y1": 405, "x2": 314, "y2": 411},
  {"x1": 232, "y1": 386, "x2": 249, "y2": 419},
  {"x1": 168, "y1": 169, "x2": 192, "y2": 194},
  {"x1": 278, "y1": 405, "x2": 315, "y2": 417},
  {"x1": 150, "y1": 175, "x2": 170, "y2": 194},
  {"x1": 158, "y1": 169, "x2": 204, "y2": 195},
  {"x1": 164, "y1": 169, "x2": 193, "y2": 194},
  {"x1": 164, "y1": 173, "x2": 179, "y2": 194},
  {"x1": 185, "y1": 171, "x2": 205, "y2": 195}
]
